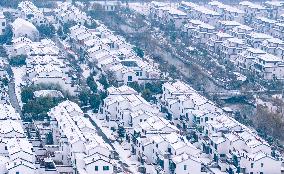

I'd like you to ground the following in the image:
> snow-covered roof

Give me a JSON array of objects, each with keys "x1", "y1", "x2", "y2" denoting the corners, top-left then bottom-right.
[
  {"x1": 107, "y1": 85, "x2": 138, "y2": 95},
  {"x1": 34, "y1": 90, "x2": 64, "y2": 98},
  {"x1": 239, "y1": 1, "x2": 266, "y2": 9},
  {"x1": 246, "y1": 47, "x2": 266, "y2": 54},
  {"x1": 219, "y1": 20, "x2": 241, "y2": 26},
  {"x1": 0, "y1": 104, "x2": 21, "y2": 120},
  {"x1": 7, "y1": 138, "x2": 34, "y2": 156},
  {"x1": 12, "y1": 18, "x2": 38, "y2": 32},
  {"x1": 265, "y1": 1, "x2": 284, "y2": 7},
  {"x1": 227, "y1": 37, "x2": 245, "y2": 45},
  {"x1": 216, "y1": 32, "x2": 233, "y2": 38},
  {"x1": 248, "y1": 32, "x2": 273, "y2": 39},
  {"x1": 163, "y1": 80, "x2": 196, "y2": 94},
  {"x1": 258, "y1": 53, "x2": 282, "y2": 62}
]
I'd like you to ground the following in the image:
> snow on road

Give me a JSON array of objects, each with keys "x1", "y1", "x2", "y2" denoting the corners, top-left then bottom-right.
[{"x1": 12, "y1": 66, "x2": 25, "y2": 108}]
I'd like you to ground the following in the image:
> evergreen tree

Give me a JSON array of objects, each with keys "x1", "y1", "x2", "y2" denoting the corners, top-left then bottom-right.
[
  {"x1": 118, "y1": 125, "x2": 126, "y2": 139},
  {"x1": 46, "y1": 132, "x2": 54, "y2": 145},
  {"x1": 79, "y1": 90, "x2": 89, "y2": 106}
]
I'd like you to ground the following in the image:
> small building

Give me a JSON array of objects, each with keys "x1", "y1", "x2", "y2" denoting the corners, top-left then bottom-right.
[{"x1": 11, "y1": 18, "x2": 39, "y2": 41}]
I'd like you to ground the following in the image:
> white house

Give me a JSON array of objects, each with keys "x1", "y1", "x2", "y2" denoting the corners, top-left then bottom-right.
[
  {"x1": 206, "y1": 32, "x2": 233, "y2": 54},
  {"x1": 92, "y1": 1, "x2": 120, "y2": 12},
  {"x1": 229, "y1": 25, "x2": 253, "y2": 39},
  {"x1": 239, "y1": 1, "x2": 267, "y2": 19},
  {"x1": 103, "y1": 86, "x2": 159, "y2": 127},
  {"x1": 236, "y1": 47, "x2": 266, "y2": 71},
  {"x1": 246, "y1": 32, "x2": 274, "y2": 48},
  {"x1": 180, "y1": 2, "x2": 220, "y2": 26},
  {"x1": 18, "y1": 1, "x2": 46, "y2": 26},
  {"x1": 220, "y1": 37, "x2": 246, "y2": 62},
  {"x1": 56, "y1": 2, "x2": 89, "y2": 25},
  {"x1": 261, "y1": 38, "x2": 284, "y2": 55},
  {"x1": 11, "y1": 18, "x2": 39, "y2": 41},
  {"x1": 265, "y1": 1, "x2": 284, "y2": 19},
  {"x1": 252, "y1": 53, "x2": 284, "y2": 80}
]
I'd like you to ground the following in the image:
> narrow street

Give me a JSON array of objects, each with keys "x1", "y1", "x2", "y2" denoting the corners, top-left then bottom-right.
[{"x1": 4, "y1": 57, "x2": 23, "y2": 117}]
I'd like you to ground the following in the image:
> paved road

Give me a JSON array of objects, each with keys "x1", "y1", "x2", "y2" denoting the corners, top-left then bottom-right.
[{"x1": 6, "y1": 65, "x2": 23, "y2": 117}]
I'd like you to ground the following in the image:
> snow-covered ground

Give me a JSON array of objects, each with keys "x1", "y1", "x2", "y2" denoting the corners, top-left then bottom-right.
[
  {"x1": 88, "y1": 111, "x2": 139, "y2": 173},
  {"x1": 12, "y1": 66, "x2": 26, "y2": 108}
]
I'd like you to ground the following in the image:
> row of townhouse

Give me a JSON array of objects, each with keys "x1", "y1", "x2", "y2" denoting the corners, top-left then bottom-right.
[
  {"x1": 207, "y1": 1, "x2": 245, "y2": 24},
  {"x1": 161, "y1": 80, "x2": 221, "y2": 129},
  {"x1": 202, "y1": 115, "x2": 282, "y2": 174},
  {"x1": 236, "y1": 49, "x2": 284, "y2": 80},
  {"x1": 5, "y1": 37, "x2": 79, "y2": 95},
  {"x1": 160, "y1": 80, "x2": 282, "y2": 174},
  {"x1": 150, "y1": 1, "x2": 284, "y2": 39},
  {"x1": 157, "y1": 6, "x2": 188, "y2": 28},
  {"x1": 17, "y1": 1, "x2": 46, "y2": 26},
  {"x1": 161, "y1": 2, "x2": 284, "y2": 81},
  {"x1": 239, "y1": 1, "x2": 284, "y2": 20},
  {"x1": 55, "y1": 2, "x2": 89, "y2": 25},
  {"x1": 48, "y1": 100, "x2": 115, "y2": 174},
  {"x1": 0, "y1": 102, "x2": 38, "y2": 174},
  {"x1": 69, "y1": 24, "x2": 160, "y2": 85},
  {"x1": 101, "y1": 85, "x2": 207, "y2": 174},
  {"x1": 251, "y1": 16, "x2": 284, "y2": 39}
]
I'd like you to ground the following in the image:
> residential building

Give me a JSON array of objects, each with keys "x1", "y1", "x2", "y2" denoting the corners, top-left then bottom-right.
[
  {"x1": 252, "y1": 53, "x2": 284, "y2": 80},
  {"x1": 48, "y1": 100, "x2": 114, "y2": 174},
  {"x1": 18, "y1": 1, "x2": 46, "y2": 26},
  {"x1": 11, "y1": 18, "x2": 39, "y2": 41},
  {"x1": 220, "y1": 37, "x2": 246, "y2": 61}
]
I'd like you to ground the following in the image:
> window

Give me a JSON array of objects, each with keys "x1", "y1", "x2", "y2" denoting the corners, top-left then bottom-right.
[
  {"x1": 2, "y1": 22, "x2": 5, "y2": 26},
  {"x1": 103, "y1": 166, "x2": 109, "y2": 171},
  {"x1": 251, "y1": 163, "x2": 254, "y2": 168},
  {"x1": 128, "y1": 76, "x2": 132, "y2": 82},
  {"x1": 16, "y1": 172, "x2": 19, "y2": 174},
  {"x1": 2, "y1": 29, "x2": 4, "y2": 33},
  {"x1": 136, "y1": 72, "x2": 139, "y2": 76},
  {"x1": 95, "y1": 166, "x2": 98, "y2": 171},
  {"x1": 168, "y1": 148, "x2": 171, "y2": 154},
  {"x1": 184, "y1": 165, "x2": 187, "y2": 170},
  {"x1": 5, "y1": 146, "x2": 7, "y2": 150},
  {"x1": 261, "y1": 163, "x2": 264, "y2": 167}
]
